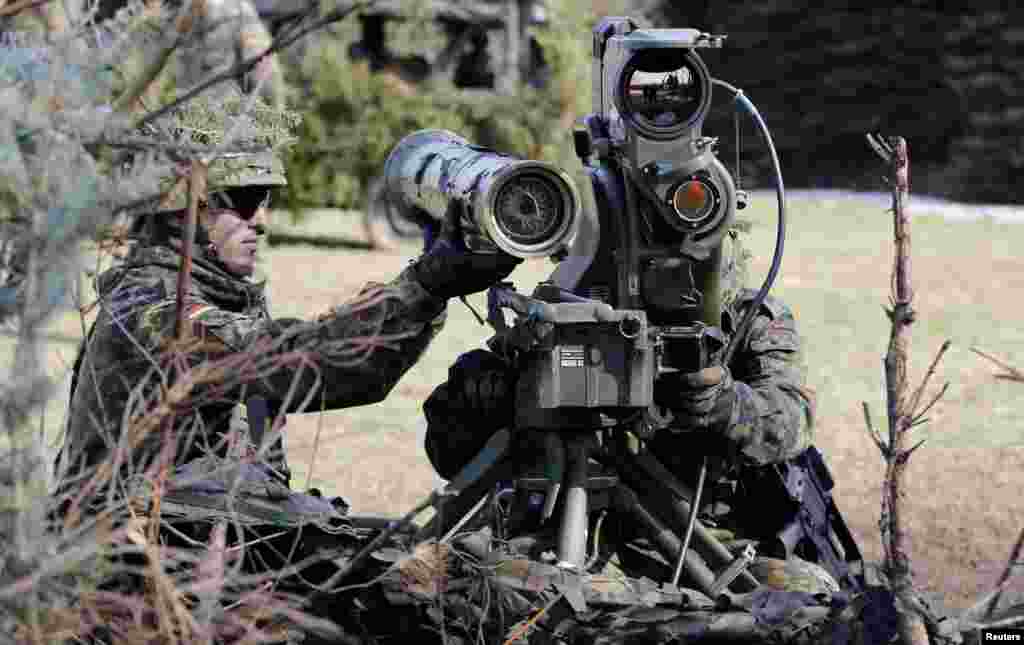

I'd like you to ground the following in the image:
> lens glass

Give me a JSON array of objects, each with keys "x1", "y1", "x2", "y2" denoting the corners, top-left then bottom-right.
[
  {"x1": 671, "y1": 179, "x2": 715, "y2": 224},
  {"x1": 493, "y1": 174, "x2": 564, "y2": 245},
  {"x1": 623, "y1": 55, "x2": 703, "y2": 130}
]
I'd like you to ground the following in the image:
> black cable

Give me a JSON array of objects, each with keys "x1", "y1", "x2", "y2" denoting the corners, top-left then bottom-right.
[{"x1": 712, "y1": 78, "x2": 787, "y2": 366}]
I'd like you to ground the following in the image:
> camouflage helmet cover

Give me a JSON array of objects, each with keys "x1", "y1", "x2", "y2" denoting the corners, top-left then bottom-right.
[
  {"x1": 151, "y1": 89, "x2": 299, "y2": 213},
  {"x1": 156, "y1": 150, "x2": 287, "y2": 212}
]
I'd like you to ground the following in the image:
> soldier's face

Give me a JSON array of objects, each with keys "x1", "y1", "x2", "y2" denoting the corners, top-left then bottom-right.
[{"x1": 204, "y1": 188, "x2": 270, "y2": 277}]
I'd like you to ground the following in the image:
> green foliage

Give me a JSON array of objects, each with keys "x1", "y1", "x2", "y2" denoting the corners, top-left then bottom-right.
[
  {"x1": 281, "y1": 0, "x2": 635, "y2": 214},
  {"x1": 282, "y1": 40, "x2": 470, "y2": 210},
  {"x1": 163, "y1": 90, "x2": 301, "y2": 150}
]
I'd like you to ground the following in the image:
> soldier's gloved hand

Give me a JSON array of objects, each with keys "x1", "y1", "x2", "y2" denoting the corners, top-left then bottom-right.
[
  {"x1": 655, "y1": 365, "x2": 748, "y2": 435},
  {"x1": 412, "y1": 204, "x2": 522, "y2": 300},
  {"x1": 413, "y1": 237, "x2": 521, "y2": 300},
  {"x1": 448, "y1": 349, "x2": 518, "y2": 419},
  {"x1": 423, "y1": 349, "x2": 518, "y2": 480}
]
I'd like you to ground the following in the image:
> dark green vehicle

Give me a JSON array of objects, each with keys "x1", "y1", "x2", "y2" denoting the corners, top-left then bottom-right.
[{"x1": 259, "y1": 0, "x2": 553, "y2": 244}]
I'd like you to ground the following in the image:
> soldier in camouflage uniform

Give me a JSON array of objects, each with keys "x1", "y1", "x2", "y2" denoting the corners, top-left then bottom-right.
[
  {"x1": 421, "y1": 240, "x2": 838, "y2": 594},
  {"x1": 55, "y1": 149, "x2": 520, "y2": 501},
  {"x1": 173, "y1": 0, "x2": 286, "y2": 107}
]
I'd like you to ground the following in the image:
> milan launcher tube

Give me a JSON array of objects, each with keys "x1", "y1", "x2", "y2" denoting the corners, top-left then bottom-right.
[{"x1": 383, "y1": 129, "x2": 581, "y2": 259}]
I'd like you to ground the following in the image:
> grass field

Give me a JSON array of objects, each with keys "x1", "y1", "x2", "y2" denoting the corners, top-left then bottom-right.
[{"x1": 13, "y1": 194, "x2": 1024, "y2": 612}]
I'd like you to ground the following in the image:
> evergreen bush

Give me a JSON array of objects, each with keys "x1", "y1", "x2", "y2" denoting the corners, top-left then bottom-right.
[{"x1": 280, "y1": 0, "x2": 634, "y2": 215}]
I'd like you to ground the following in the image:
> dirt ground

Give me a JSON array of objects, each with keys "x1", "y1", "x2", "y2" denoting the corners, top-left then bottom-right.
[{"x1": 22, "y1": 196, "x2": 1024, "y2": 614}]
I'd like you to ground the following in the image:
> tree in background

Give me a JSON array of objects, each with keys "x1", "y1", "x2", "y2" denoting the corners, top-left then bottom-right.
[
  {"x1": 280, "y1": 0, "x2": 633, "y2": 214},
  {"x1": 640, "y1": 1, "x2": 1022, "y2": 204}
]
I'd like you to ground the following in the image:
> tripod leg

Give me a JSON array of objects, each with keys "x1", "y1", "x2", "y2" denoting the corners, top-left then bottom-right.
[
  {"x1": 620, "y1": 449, "x2": 760, "y2": 592},
  {"x1": 414, "y1": 429, "x2": 516, "y2": 541},
  {"x1": 612, "y1": 484, "x2": 719, "y2": 596},
  {"x1": 556, "y1": 434, "x2": 590, "y2": 569}
]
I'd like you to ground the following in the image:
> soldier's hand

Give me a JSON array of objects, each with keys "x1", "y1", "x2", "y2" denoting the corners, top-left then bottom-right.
[
  {"x1": 423, "y1": 349, "x2": 517, "y2": 480},
  {"x1": 654, "y1": 365, "x2": 739, "y2": 434},
  {"x1": 412, "y1": 202, "x2": 522, "y2": 300},
  {"x1": 448, "y1": 349, "x2": 517, "y2": 419},
  {"x1": 413, "y1": 239, "x2": 521, "y2": 300}
]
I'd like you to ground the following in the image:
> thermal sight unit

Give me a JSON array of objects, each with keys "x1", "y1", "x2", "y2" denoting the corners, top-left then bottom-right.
[{"x1": 585, "y1": 18, "x2": 735, "y2": 252}]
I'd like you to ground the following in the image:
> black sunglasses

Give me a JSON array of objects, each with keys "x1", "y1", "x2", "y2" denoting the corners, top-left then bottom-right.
[{"x1": 205, "y1": 188, "x2": 271, "y2": 220}]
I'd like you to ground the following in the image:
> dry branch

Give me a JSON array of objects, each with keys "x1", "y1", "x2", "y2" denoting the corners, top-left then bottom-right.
[
  {"x1": 0, "y1": 4, "x2": 379, "y2": 640},
  {"x1": 173, "y1": 159, "x2": 206, "y2": 340},
  {"x1": 865, "y1": 133, "x2": 951, "y2": 645},
  {"x1": 984, "y1": 528, "x2": 1024, "y2": 620},
  {"x1": 971, "y1": 347, "x2": 1024, "y2": 383},
  {"x1": 0, "y1": 0, "x2": 53, "y2": 18},
  {"x1": 134, "y1": 0, "x2": 374, "y2": 129}
]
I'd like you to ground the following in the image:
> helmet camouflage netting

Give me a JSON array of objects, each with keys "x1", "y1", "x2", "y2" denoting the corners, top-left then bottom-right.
[{"x1": 152, "y1": 89, "x2": 300, "y2": 212}]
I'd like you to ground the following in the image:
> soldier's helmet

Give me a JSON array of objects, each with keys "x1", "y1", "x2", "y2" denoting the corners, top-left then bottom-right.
[
  {"x1": 129, "y1": 87, "x2": 300, "y2": 214},
  {"x1": 155, "y1": 149, "x2": 289, "y2": 213}
]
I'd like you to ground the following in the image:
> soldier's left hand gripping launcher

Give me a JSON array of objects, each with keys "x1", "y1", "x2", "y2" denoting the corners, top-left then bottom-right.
[{"x1": 383, "y1": 18, "x2": 790, "y2": 595}]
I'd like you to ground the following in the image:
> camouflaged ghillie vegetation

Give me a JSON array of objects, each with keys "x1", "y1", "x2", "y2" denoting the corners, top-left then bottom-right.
[
  {"x1": 151, "y1": 90, "x2": 300, "y2": 210},
  {"x1": 56, "y1": 243, "x2": 448, "y2": 496}
]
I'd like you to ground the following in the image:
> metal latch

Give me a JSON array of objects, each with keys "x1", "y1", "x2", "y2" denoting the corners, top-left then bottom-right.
[{"x1": 709, "y1": 543, "x2": 756, "y2": 596}]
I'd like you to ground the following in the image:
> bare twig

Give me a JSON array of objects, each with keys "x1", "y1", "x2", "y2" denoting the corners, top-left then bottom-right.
[
  {"x1": 908, "y1": 340, "x2": 952, "y2": 419},
  {"x1": 0, "y1": 0, "x2": 53, "y2": 18},
  {"x1": 94, "y1": 136, "x2": 271, "y2": 157},
  {"x1": 320, "y1": 492, "x2": 439, "y2": 592},
  {"x1": 865, "y1": 134, "x2": 939, "y2": 645},
  {"x1": 983, "y1": 527, "x2": 1024, "y2": 620},
  {"x1": 173, "y1": 159, "x2": 206, "y2": 340},
  {"x1": 134, "y1": 0, "x2": 374, "y2": 129},
  {"x1": 972, "y1": 347, "x2": 1024, "y2": 383},
  {"x1": 877, "y1": 135, "x2": 914, "y2": 579},
  {"x1": 862, "y1": 400, "x2": 888, "y2": 457},
  {"x1": 502, "y1": 590, "x2": 565, "y2": 645},
  {"x1": 911, "y1": 381, "x2": 950, "y2": 427},
  {"x1": 866, "y1": 132, "x2": 894, "y2": 163}
]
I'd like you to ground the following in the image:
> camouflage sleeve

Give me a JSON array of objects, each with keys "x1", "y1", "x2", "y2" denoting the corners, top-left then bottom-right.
[
  {"x1": 137, "y1": 265, "x2": 447, "y2": 412},
  {"x1": 723, "y1": 294, "x2": 815, "y2": 466}
]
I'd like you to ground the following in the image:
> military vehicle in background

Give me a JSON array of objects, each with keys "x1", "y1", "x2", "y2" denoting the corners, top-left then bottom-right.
[{"x1": 257, "y1": 0, "x2": 554, "y2": 245}]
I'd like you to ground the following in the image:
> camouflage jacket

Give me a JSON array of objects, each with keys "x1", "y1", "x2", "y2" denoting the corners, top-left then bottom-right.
[
  {"x1": 423, "y1": 288, "x2": 814, "y2": 479},
  {"x1": 58, "y1": 244, "x2": 446, "y2": 493},
  {"x1": 692, "y1": 288, "x2": 815, "y2": 468}
]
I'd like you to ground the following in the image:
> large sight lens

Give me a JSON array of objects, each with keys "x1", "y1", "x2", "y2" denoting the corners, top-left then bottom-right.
[
  {"x1": 616, "y1": 48, "x2": 712, "y2": 141},
  {"x1": 384, "y1": 130, "x2": 580, "y2": 258}
]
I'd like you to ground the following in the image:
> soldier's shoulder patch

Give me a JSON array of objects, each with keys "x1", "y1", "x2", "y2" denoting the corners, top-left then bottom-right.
[
  {"x1": 185, "y1": 303, "x2": 218, "y2": 321},
  {"x1": 105, "y1": 281, "x2": 164, "y2": 325},
  {"x1": 734, "y1": 290, "x2": 792, "y2": 321}
]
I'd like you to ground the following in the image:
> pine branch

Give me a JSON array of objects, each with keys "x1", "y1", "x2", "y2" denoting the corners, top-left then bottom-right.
[{"x1": 94, "y1": 136, "x2": 271, "y2": 157}]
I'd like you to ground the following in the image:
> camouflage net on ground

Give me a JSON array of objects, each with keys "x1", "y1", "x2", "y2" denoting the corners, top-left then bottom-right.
[
  {"x1": 284, "y1": 524, "x2": 892, "y2": 645},
  {"x1": 153, "y1": 472, "x2": 897, "y2": 645}
]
